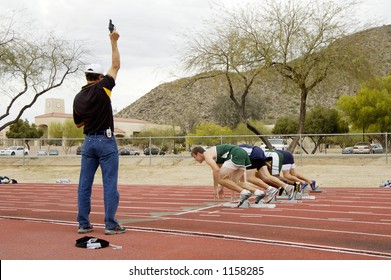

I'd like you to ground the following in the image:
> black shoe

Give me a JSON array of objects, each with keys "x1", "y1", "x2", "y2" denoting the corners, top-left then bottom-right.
[{"x1": 293, "y1": 182, "x2": 301, "y2": 192}]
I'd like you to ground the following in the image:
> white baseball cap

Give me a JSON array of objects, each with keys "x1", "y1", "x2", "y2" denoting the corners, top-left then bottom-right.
[{"x1": 85, "y1": 64, "x2": 104, "y2": 75}]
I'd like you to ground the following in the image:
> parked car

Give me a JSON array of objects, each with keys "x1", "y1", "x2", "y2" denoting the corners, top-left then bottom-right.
[
  {"x1": 49, "y1": 149, "x2": 59, "y2": 156},
  {"x1": 370, "y1": 143, "x2": 384, "y2": 154},
  {"x1": 37, "y1": 149, "x2": 48, "y2": 156},
  {"x1": 144, "y1": 147, "x2": 165, "y2": 155},
  {"x1": 119, "y1": 148, "x2": 140, "y2": 156},
  {"x1": 260, "y1": 138, "x2": 289, "y2": 151},
  {"x1": 0, "y1": 146, "x2": 29, "y2": 156},
  {"x1": 352, "y1": 142, "x2": 373, "y2": 154},
  {"x1": 0, "y1": 148, "x2": 7, "y2": 156},
  {"x1": 341, "y1": 146, "x2": 353, "y2": 154}
]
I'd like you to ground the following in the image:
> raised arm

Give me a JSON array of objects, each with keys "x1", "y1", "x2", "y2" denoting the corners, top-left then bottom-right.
[{"x1": 106, "y1": 30, "x2": 120, "y2": 80}]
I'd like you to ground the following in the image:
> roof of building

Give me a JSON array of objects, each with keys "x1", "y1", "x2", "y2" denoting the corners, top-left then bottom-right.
[
  {"x1": 113, "y1": 127, "x2": 126, "y2": 134},
  {"x1": 35, "y1": 113, "x2": 152, "y2": 124},
  {"x1": 35, "y1": 112, "x2": 71, "y2": 119}
]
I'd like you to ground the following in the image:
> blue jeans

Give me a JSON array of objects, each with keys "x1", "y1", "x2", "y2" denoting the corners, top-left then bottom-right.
[{"x1": 77, "y1": 134, "x2": 120, "y2": 230}]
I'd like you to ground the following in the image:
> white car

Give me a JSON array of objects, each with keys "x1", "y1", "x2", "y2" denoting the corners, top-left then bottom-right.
[
  {"x1": 260, "y1": 138, "x2": 289, "y2": 151},
  {"x1": 37, "y1": 149, "x2": 48, "y2": 156},
  {"x1": 352, "y1": 142, "x2": 372, "y2": 154},
  {"x1": 0, "y1": 146, "x2": 29, "y2": 156}
]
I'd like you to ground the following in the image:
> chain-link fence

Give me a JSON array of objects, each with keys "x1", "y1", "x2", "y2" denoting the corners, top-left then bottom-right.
[{"x1": 0, "y1": 133, "x2": 389, "y2": 164}]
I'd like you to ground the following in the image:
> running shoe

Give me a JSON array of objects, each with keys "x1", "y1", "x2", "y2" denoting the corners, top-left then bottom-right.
[
  {"x1": 264, "y1": 187, "x2": 278, "y2": 203},
  {"x1": 105, "y1": 225, "x2": 126, "y2": 235},
  {"x1": 293, "y1": 182, "x2": 301, "y2": 193},
  {"x1": 237, "y1": 190, "x2": 252, "y2": 207},
  {"x1": 301, "y1": 182, "x2": 308, "y2": 192},
  {"x1": 78, "y1": 225, "x2": 93, "y2": 234},
  {"x1": 295, "y1": 191, "x2": 302, "y2": 200},
  {"x1": 238, "y1": 200, "x2": 251, "y2": 208},
  {"x1": 254, "y1": 191, "x2": 266, "y2": 204},
  {"x1": 285, "y1": 185, "x2": 295, "y2": 200},
  {"x1": 310, "y1": 180, "x2": 317, "y2": 190}
]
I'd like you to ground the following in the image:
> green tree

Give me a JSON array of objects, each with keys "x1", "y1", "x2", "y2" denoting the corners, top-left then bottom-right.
[
  {"x1": 304, "y1": 106, "x2": 349, "y2": 153},
  {"x1": 47, "y1": 122, "x2": 63, "y2": 146},
  {"x1": 61, "y1": 119, "x2": 84, "y2": 138},
  {"x1": 273, "y1": 106, "x2": 349, "y2": 153},
  {"x1": 48, "y1": 122, "x2": 64, "y2": 139},
  {"x1": 186, "y1": 122, "x2": 233, "y2": 147},
  {"x1": 272, "y1": 117, "x2": 299, "y2": 135},
  {"x1": 62, "y1": 120, "x2": 84, "y2": 154},
  {"x1": 337, "y1": 76, "x2": 391, "y2": 134},
  {"x1": 48, "y1": 120, "x2": 83, "y2": 154},
  {"x1": 232, "y1": 121, "x2": 270, "y2": 145},
  {"x1": 133, "y1": 127, "x2": 181, "y2": 154},
  {"x1": 6, "y1": 119, "x2": 43, "y2": 150}
]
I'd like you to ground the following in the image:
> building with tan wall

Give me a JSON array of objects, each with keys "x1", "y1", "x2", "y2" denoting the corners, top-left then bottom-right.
[{"x1": 34, "y1": 98, "x2": 171, "y2": 138}]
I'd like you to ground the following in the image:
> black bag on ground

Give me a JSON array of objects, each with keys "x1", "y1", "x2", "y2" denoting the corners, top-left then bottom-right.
[
  {"x1": 75, "y1": 236, "x2": 109, "y2": 249},
  {"x1": 0, "y1": 176, "x2": 17, "y2": 184}
]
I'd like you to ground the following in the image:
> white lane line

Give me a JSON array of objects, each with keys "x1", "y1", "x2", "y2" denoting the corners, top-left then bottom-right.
[
  {"x1": 127, "y1": 225, "x2": 391, "y2": 259},
  {"x1": 156, "y1": 216, "x2": 391, "y2": 238}
]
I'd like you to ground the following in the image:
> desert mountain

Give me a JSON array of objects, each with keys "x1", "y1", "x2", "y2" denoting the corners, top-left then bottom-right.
[{"x1": 117, "y1": 25, "x2": 391, "y2": 128}]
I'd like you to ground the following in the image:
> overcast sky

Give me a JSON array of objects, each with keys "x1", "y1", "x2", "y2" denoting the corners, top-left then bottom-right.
[{"x1": 1, "y1": 0, "x2": 390, "y2": 125}]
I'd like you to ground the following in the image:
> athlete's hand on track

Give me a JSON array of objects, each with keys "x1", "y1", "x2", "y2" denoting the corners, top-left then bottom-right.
[{"x1": 216, "y1": 185, "x2": 224, "y2": 199}]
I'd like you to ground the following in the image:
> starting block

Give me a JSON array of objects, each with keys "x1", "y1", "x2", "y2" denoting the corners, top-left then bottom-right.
[
  {"x1": 303, "y1": 185, "x2": 326, "y2": 193},
  {"x1": 310, "y1": 188, "x2": 326, "y2": 193},
  {"x1": 270, "y1": 194, "x2": 302, "y2": 204},
  {"x1": 293, "y1": 192, "x2": 316, "y2": 200},
  {"x1": 222, "y1": 201, "x2": 276, "y2": 208}
]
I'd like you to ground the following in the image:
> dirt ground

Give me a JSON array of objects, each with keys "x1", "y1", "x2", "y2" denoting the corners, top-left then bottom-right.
[{"x1": 0, "y1": 155, "x2": 389, "y2": 188}]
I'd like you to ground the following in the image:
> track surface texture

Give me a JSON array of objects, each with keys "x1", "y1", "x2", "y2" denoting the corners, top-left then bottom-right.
[{"x1": 0, "y1": 183, "x2": 390, "y2": 260}]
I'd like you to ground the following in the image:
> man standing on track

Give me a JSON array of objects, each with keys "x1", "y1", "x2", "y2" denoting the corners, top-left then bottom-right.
[
  {"x1": 191, "y1": 145, "x2": 265, "y2": 207},
  {"x1": 73, "y1": 26, "x2": 125, "y2": 235}
]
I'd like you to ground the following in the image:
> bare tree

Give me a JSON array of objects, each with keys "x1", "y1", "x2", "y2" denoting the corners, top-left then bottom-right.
[
  {"x1": 181, "y1": 4, "x2": 275, "y2": 148},
  {"x1": 0, "y1": 11, "x2": 87, "y2": 131},
  {"x1": 181, "y1": 0, "x2": 372, "y2": 151},
  {"x1": 264, "y1": 0, "x2": 371, "y2": 151}
]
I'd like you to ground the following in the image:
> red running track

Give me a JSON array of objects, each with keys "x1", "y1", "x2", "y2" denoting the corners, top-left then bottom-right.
[{"x1": 0, "y1": 183, "x2": 390, "y2": 260}]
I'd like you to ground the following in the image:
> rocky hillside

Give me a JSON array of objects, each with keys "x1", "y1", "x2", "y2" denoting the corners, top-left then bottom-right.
[{"x1": 117, "y1": 25, "x2": 391, "y2": 128}]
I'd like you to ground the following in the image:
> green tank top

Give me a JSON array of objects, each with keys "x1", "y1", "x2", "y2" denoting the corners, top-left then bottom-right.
[{"x1": 216, "y1": 145, "x2": 251, "y2": 167}]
